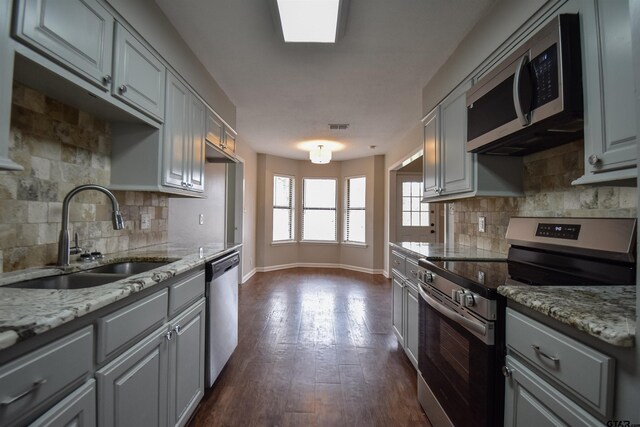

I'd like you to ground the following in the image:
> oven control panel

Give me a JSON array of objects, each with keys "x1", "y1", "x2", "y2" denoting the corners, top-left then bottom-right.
[{"x1": 535, "y1": 223, "x2": 581, "y2": 240}]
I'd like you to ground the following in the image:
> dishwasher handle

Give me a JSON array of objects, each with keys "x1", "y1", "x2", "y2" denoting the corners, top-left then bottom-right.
[{"x1": 207, "y1": 252, "x2": 240, "y2": 282}]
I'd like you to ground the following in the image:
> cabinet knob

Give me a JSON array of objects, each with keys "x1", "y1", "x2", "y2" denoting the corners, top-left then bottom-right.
[
  {"x1": 173, "y1": 325, "x2": 182, "y2": 334},
  {"x1": 501, "y1": 366, "x2": 512, "y2": 378},
  {"x1": 103, "y1": 75, "x2": 112, "y2": 85},
  {"x1": 588, "y1": 154, "x2": 601, "y2": 167},
  {"x1": 181, "y1": 181, "x2": 188, "y2": 188},
  {"x1": 164, "y1": 330, "x2": 173, "y2": 341},
  {"x1": 119, "y1": 85, "x2": 128, "y2": 94}
]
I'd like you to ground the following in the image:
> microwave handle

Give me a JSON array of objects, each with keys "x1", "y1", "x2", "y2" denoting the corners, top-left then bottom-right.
[{"x1": 513, "y1": 54, "x2": 532, "y2": 126}]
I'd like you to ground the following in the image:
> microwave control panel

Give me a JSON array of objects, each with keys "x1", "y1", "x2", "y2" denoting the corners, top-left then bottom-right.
[{"x1": 531, "y1": 44, "x2": 559, "y2": 108}]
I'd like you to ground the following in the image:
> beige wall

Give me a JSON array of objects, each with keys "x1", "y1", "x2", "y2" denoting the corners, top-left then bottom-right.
[
  {"x1": 255, "y1": 153, "x2": 385, "y2": 273},
  {"x1": 235, "y1": 137, "x2": 257, "y2": 282},
  {"x1": 0, "y1": 83, "x2": 169, "y2": 272}
]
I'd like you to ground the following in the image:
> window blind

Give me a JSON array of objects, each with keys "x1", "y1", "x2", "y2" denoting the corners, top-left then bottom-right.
[
  {"x1": 273, "y1": 175, "x2": 295, "y2": 241},
  {"x1": 345, "y1": 176, "x2": 366, "y2": 243}
]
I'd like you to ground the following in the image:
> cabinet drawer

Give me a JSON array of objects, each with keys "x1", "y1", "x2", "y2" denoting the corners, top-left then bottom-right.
[
  {"x1": 405, "y1": 258, "x2": 421, "y2": 284},
  {"x1": 0, "y1": 327, "x2": 93, "y2": 427},
  {"x1": 169, "y1": 271, "x2": 205, "y2": 317},
  {"x1": 30, "y1": 379, "x2": 96, "y2": 427},
  {"x1": 97, "y1": 289, "x2": 168, "y2": 362},
  {"x1": 391, "y1": 251, "x2": 406, "y2": 277},
  {"x1": 506, "y1": 309, "x2": 614, "y2": 416}
]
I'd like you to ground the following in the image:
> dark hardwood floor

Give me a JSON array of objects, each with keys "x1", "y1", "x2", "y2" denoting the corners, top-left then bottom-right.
[{"x1": 189, "y1": 268, "x2": 430, "y2": 427}]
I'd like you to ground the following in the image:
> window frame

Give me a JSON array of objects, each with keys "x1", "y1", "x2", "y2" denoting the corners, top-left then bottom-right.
[
  {"x1": 343, "y1": 175, "x2": 366, "y2": 245},
  {"x1": 301, "y1": 177, "x2": 338, "y2": 243},
  {"x1": 272, "y1": 174, "x2": 296, "y2": 243}
]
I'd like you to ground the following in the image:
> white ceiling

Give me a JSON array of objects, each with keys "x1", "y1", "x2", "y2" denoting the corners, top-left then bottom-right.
[{"x1": 155, "y1": 0, "x2": 494, "y2": 161}]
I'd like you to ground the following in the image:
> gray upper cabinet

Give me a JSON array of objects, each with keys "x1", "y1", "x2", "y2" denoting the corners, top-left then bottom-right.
[
  {"x1": 189, "y1": 96, "x2": 206, "y2": 193},
  {"x1": 574, "y1": 0, "x2": 637, "y2": 184},
  {"x1": 163, "y1": 72, "x2": 205, "y2": 193},
  {"x1": 206, "y1": 107, "x2": 224, "y2": 147},
  {"x1": 112, "y1": 23, "x2": 166, "y2": 122},
  {"x1": 14, "y1": 0, "x2": 114, "y2": 90},
  {"x1": 164, "y1": 72, "x2": 190, "y2": 190},
  {"x1": 168, "y1": 300, "x2": 205, "y2": 427},
  {"x1": 0, "y1": 0, "x2": 22, "y2": 171},
  {"x1": 440, "y1": 80, "x2": 473, "y2": 195},
  {"x1": 223, "y1": 127, "x2": 237, "y2": 155},
  {"x1": 422, "y1": 80, "x2": 522, "y2": 202}
]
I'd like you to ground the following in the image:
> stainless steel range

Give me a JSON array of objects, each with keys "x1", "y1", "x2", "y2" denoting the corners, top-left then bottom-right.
[{"x1": 415, "y1": 217, "x2": 636, "y2": 427}]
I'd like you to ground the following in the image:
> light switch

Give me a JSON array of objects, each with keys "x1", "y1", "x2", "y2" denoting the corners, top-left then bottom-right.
[
  {"x1": 479, "y1": 216, "x2": 486, "y2": 233},
  {"x1": 199, "y1": 214, "x2": 204, "y2": 225}
]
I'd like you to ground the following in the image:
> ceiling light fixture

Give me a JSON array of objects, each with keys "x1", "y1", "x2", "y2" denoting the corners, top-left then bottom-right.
[
  {"x1": 310, "y1": 145, "x2": 332, "y2": 164},
  {"x1": 274, "y1": 0, "x2": 350, "y2": 43}
]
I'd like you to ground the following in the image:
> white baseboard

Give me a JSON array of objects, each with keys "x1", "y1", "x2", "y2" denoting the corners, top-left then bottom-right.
[
  {"x1": 382, "y1": 270, "x2": 390, "y2": 279},
  {"x1": 241, "y1": 268, "x2": 257, "y2": 284},
  {"x1": 255, "y1": 263, "x2": 385, "y2": 275}
]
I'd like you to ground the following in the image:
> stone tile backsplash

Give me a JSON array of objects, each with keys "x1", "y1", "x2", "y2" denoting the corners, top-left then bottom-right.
[
  {"x1": 453, "y1": 140, "x2": 637, "y2": 254},
  {"x1": 0, "y1": 82, "x2": 168, "y2": 273}
]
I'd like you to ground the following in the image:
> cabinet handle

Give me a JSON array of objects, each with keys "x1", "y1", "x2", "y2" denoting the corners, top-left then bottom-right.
[
  {"x1": 0, "y1": 379, "x2": 47, "y2": 406},
  {"x1": 531, "y1": 345, "x2": 559, "y2": 363},
  {"x1": 173, "y1": 325, "x2": 182, "y2": 334},
  {"x1": 181, "y1": 181, "x2": 188, "y2": 188},
  {"x1": 501, "y1": 366, "x2": 512, "y2": 378},
  {"x1": 164, "y1": 330, "x2": 173, "y2": 341},
  {"x1": 409, "y1": 270, "x2": 418, "y2": 278},
  {"x1": 588, "y1": 154, "x2": 601, "y2": 167},
  {"x1": 119, "y1": 85, "x2": 128, "y2": 94},
  {"x1": 393, "y1": 260, "x2": 401, "y2": 266},
  {"x1": 103, "y1": 75, "x2": 112, "y2": 85}
]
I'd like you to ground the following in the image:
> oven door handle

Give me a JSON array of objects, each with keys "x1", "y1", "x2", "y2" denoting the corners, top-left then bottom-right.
[{"x1": 419, "y1": 286, "x2": 487, "y2": 337}]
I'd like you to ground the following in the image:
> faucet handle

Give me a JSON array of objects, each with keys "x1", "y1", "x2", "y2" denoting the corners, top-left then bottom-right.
[{"x1": 70, "y1": 233, "x2": 83, "y2": 255}]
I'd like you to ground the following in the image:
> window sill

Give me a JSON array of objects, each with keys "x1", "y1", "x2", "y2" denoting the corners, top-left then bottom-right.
[
  {"x1": 271, "y1": 240, "x2": 297, "y2": 246},
  {"x1": 342, "y1": 241, "x2": 368, "y2": 248},
  {"x1": 300, "y1": 240, "x2": 339, "y2": 245}
]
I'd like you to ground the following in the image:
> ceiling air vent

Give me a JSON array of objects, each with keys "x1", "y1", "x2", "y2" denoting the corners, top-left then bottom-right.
[{"x1": 329, "y1": 124, "x2": 349, "y2": 130}]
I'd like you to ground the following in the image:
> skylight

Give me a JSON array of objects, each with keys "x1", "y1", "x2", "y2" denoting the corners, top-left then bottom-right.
[{"x1": 276, "y1": 0, "x2": 340, "y2": 43}]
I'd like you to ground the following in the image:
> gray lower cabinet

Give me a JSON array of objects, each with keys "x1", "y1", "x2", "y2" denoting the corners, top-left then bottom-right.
[
  {"x1": 112, "y1": 23, "x2": 166, "y2": 122},
  {"x1": 30, "y1": 379, "x2": 97, "y2": 427},
  {"x1": 164, "y1": 72, "x2": 205, "y2": 193},
  {"x1": 96, "y1": 324, "x2": 170, "y2": 427},
  {"x1": 574, "y1": 0, "x2": 637, "y2": 184},
  {"x1": 403, "y1": 282, "x2": 419, "y2": 369},
  {"x1": 168, "y1": 299, "x2": 206, "y2": 427},
  {"x1": 392, "y1": 275, "x2": 405, "y2": 346},
  {"x1": 14, "y1": 0, "x2": 114, "y2": 90}
]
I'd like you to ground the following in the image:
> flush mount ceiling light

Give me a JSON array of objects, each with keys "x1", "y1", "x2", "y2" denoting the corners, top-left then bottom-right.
[
  {"x1": 310, "y1": 145, "x2": 332, "y2": 164},
  {"x1": 272, "y1": 0, "x2": 350, "y2": 43}
]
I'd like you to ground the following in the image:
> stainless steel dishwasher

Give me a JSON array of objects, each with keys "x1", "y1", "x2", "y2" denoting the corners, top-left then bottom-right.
[{"x1": 204, "y1": 251, "x2": 239, "y2": 388}]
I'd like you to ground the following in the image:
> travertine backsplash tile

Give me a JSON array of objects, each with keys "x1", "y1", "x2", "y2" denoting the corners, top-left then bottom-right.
[
  {"x1": 453, "y1": 140, "x2": 637, "y2": 254},
  {"x1": 0, "y1": 82, "x2": 169, "y2": 272}
]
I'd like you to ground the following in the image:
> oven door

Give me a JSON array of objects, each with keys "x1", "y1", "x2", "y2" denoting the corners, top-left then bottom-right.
[{"x1": 418, "y1": 283, "x2": 497, "y2": 427}]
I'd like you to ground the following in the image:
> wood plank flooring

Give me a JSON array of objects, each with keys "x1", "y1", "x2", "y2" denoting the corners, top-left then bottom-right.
[{"x1": 189, "y1": 268, "x2": 430, "y2": 427}]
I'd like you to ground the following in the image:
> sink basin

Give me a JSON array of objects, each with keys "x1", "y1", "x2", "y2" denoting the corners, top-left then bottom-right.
[
  {"x1": 5, "y1": 272, "x2": 130, "y2": 290},
  {"x1": 87, "y1": 261, "x2": 169, "y2": 275},
  {"x1": 5, "y1": 261, "x2": 170, "y2": 290}
]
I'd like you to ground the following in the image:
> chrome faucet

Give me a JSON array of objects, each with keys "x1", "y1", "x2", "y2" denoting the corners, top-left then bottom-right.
[{"x1": 57, "y1": 184, "x2": 124, "y2": 266}]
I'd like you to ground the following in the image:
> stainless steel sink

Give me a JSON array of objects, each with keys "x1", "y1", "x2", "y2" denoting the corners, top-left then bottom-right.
[
  {"x1": 5, "y1": 261, "x2": 170, "y2": 290},
  {"x1": 5, "y1": 272, "x2": 130, "y2": 290},
  {"x1": 87, "y1": 261, "x2": 169, "y2": 275}
]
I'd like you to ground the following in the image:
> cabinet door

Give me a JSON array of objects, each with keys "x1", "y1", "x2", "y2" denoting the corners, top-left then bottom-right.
[
  {"x1": 112, "y1": 24, "x2": 166, "y2": 122},
  {"x1": 504, "y1": 356, "x2": 602, "y2": 427},
  {"x1": 440, "y1": 80, "x2": 473, "y2": 195},
  {"x1": 96, "y1": 326, "x2": 169, "y2": 427},
  {"x1": 205, "y1": 108, "x2": 224, "y2": 148},
  {"x1": 404, "y1": 285, "x2": 419, "y2": 369},
  {"x1": 15, "y1": 0, "x2": 113, "y2": 89},
  {"x1": 164, "y1": 73, "x2": 190, "y2": 189},
  {"x1": 188, "y1": 95, "x2": 206, "y2": 192},
  {"x1": 584, "y1": 0, "x2": 636, "y2": 174},
  {"x1": 30, "y1": 380, "x2": 96, "y2": 427},
  {"x1": 168, "y1": 300, "x2": 206, "y2": 427},
  {"x1": 392, "y1": 276, "x2": 404, "y2": 345},
  {"x1": 422, "y1": 107, "x2": 440, "y2": 198},
  {"x1": 223, "y1": 127, "x2": 237, "y2": 155}
]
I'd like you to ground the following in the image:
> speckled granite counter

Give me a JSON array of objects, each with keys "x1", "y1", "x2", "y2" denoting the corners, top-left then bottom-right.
[
  {"x1": 0, "y1": 242, "x2": 241, "y2": 351},
  {"x1": 498, "y1": 285, "x2": 636, "y2": 347},
  {"x1": 390, "y1": 241, "x2": 507, "y2": 261}
]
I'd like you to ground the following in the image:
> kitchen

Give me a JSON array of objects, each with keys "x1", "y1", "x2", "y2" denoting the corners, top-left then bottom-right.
[{"x1": 0, "y1": 0, "x2": 638, "y2": 426}]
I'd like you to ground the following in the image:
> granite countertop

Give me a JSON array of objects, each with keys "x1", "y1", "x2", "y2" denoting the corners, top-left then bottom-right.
[
  {"x1": 0, "y1": 242, "x2": 241, "y2": 351},
  {"x1": 390, "y1": 241, "x2": 507, "y2": 261},
  {"x1": 498, "y1": 285, "x2": 636, "y2": 347}
]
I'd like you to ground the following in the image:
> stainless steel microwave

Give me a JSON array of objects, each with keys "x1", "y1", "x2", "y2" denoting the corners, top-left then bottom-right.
[{"x1": 466, "y1": 14, "x2": 584, "y2": 155}]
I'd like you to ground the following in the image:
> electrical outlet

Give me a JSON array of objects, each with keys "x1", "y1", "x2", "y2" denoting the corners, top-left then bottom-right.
[
  {"x1": 199, "y1": 214, "x2": 204, "y2": 225},
  {"x1": 479, "y1": 216, "x2": 486, "y2": 233},
  {"x1": 141, "y1": 214, "x2": 151, "y2": 230}
]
